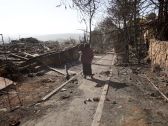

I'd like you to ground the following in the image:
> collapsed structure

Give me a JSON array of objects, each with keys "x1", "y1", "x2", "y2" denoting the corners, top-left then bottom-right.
[{"x1": 0, "y1": 37, "x2": 80, "y2": 89}]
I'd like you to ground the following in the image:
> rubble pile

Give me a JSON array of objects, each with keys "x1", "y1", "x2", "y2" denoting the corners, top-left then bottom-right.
[
  {"x1": 0, "y1": 37, "x2": 80, "y2": 80},
  {"x1": 0, "y1": 37, "x2": 80, "y2": 125}
]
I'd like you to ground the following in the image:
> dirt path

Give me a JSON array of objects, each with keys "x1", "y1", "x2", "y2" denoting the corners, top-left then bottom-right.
[
  {"x1": 22, "y1": 54, "x2": 115, "y2": 126},
  {"x1": 100, "y1": 66, "x2": 168, "y2": 126},
  {"x1": 21, "y1": 53, "x2": 168, "y2": 126}
]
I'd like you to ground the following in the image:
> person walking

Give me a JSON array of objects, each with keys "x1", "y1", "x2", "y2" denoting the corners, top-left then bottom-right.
[{"x1": 80, "y1": 43, "x2": 94, "y2": 79}]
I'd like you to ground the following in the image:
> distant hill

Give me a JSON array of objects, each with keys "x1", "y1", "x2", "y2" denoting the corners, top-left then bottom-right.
[
  {"x1": 34, "y1": 33, "x2": 83, "y2": 42},
  {"x1": 1, "y1": 33, "x2": 83, "y2": 43}
]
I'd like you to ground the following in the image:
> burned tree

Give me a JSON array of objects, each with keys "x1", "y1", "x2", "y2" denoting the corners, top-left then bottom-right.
[
  {"x1": 91, "y1": 17, "x2": 120, "y2": 53},
  {"x1": 100, "y1": 0, "x2": 146, "y2": 63},
  {"x1": 107, "y1": 0, "x2": 140, "y2": 63},
  {"x1": 141, "y1": 0, "x2": 168, "y2": 40},
  {"x1": 72, "y1": 0, "x2": 100, "y2": 44},
  {"x1": 156, "y1": 0, "x2": 168, "y2": 40},
  {"x1": 57, "y1": 0, "x2": 101, "y2": 44}
]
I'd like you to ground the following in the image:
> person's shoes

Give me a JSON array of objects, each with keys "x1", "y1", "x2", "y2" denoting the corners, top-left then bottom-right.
[{"x1": 66, "y1": 74, "x2": 70, "y2": 80}]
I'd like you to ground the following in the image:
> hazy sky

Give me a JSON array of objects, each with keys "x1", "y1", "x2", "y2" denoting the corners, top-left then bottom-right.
[{"x1": 0, "y1": 0, "x2": 88, "y2": 37}]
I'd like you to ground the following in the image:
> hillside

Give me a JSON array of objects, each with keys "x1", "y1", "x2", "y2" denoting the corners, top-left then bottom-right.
[{"x1": 34, "y1": 33, "x2": 82, "y2": 41}]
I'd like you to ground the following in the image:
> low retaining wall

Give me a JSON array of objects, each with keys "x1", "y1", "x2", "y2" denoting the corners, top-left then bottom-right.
[{"x1": 149, "y1": 39, "x2": 168, "y2": 69}]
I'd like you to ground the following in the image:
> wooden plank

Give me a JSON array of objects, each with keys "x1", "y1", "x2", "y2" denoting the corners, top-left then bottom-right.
[
  {"x1": 48, "y1": 67, "x2": 65, "y2": 75},
  {"x1": 42, "y1": 71, "x2": 82, "y2": 101},
  {"x1": 92, "y1": 63, "x2": 112, "y2": 67},
  {"x1": 107, "y1": 51, "x2": 115, "y2": 54},
  {"x1": 6, "y1": 59, "x2": 26, "y2": 62},
  {"x1": 23, "y1": 52, "x2": 36, "y2": 58},
  {"x1": 0, "y1": 77, "x2": 15, "y2": 90},
  {"x1": 9, "y1": 53, "x2": 28, "y2": 60},
  {"x1": 143, "y1": 74, "x2": 168, "y2": 102},
  {"x1": 48, "y1": 67, "x2": 77, "y2": 75},
  {"x1": 91, "y1": 82, "x2": 109, "y2": 126}
]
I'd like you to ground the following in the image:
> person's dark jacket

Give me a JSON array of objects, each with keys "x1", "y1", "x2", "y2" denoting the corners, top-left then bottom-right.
[{"x1": 81, "y1": 47, "x2": 93, "y2": 64}]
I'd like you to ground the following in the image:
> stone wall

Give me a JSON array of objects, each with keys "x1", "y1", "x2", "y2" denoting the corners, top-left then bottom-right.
[{"x1": 149, "y1": 39, "x2": 168, "y2": 69}]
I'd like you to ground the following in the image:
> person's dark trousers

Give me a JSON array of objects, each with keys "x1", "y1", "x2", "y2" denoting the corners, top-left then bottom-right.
[{"x1": 82, "y1": 63, "x2": 92, "y2": 77}]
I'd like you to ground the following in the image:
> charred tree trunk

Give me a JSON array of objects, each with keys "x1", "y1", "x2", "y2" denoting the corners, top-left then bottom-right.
[
  {"x1": 157, "y1": 0, "x2": 168, "y2": 40},
  {"x1": 89, "y1": 15, "x2": 92, "y2": 44},
  {"x1": 123, "y1": 17, "x2": 129, "y2": 63}
]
